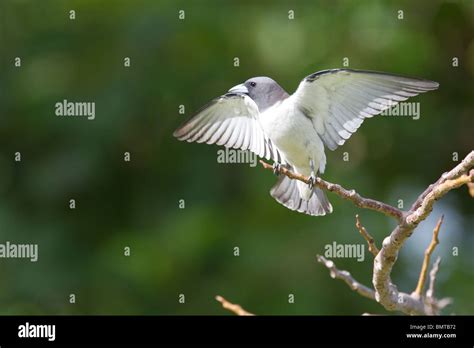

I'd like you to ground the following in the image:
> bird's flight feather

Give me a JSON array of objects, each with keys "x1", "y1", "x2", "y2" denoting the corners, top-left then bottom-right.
[
  {"x1": 173, "y1": 93, "x2": 282, "y2": 162},
  {"x1": 291, "y1": 69, "x2": 439, "y2": 150}
]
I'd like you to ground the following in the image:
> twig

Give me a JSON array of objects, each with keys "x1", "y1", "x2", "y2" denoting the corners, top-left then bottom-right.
[
  {"x1": 407, "y1": 174, "x2": 472, "y2": 226},
  {"x1": 413, "y1": 216, "x2": 444, "y2": 297},
  {"x1": 468, "y1": 182, "x2": 474, "y2": 197},
  {"x1": 426, "y1": 256, "x2": 441, "y2": 299},
  {"x1": 355, "y1": 214, "x2": 379, "y2": 257},
  {"x1": 259, "y1": 160, "x2": 404, "y2": 221},
  {"x1": 215, "y1": 295, "x2": 254, "y2": 316},
  {"x1": 467, "y1": 169, "x2": 474, "y2": 197},
  {"x1": 316, "y1": 255, "x2": 375, "y2": 300},
  {"x1": 424, "y1": 257, "x2": 452, "y2": 315}
]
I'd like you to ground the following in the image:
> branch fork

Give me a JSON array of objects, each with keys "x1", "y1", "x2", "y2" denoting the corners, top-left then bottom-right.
[{"x1": 218, "y1": 151, "x2": 474, "y2": 315}]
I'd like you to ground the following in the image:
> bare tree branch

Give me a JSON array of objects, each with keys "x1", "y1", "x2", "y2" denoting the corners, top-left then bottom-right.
[
  {"x1": 215, "y1": 295, "x2": 254, "y2": 316},
  {"x1": 413, "y1": 216, "x2": 444, "y2": 297},
  {"x1": 218, "y1": 151, "x2": 473, "y2": 316},
  {"x1": 373, "y1": 151, "x2": 473, "y2": 315},
  {"x1": 259, "y1": 160, "x2": 404, "y2": 221},
  {"x1": 316, "y1": 255, "x2": 375, "y2": 300},
  {"x1": 407, "y1": 173, "x2": 472, "y2": 225},
  {"x1": 261, "y1": 150, "x2": 474, "y2": 315},
  {"x1": 355, "y1": 214, "x2": 379, "y2": 257}
]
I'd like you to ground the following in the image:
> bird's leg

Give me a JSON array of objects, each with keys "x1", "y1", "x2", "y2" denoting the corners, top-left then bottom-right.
[
  {"x1": 308, "y1": 159, "x2": 316, "y2": 190},
  {"x1": 272, "y1": 162, "x2": 282, "y2": 176}
]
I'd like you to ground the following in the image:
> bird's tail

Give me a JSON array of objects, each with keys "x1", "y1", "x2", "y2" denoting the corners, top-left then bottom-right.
[{"x1": 270, "y1": 174, "x2": 333, "y2": 216}]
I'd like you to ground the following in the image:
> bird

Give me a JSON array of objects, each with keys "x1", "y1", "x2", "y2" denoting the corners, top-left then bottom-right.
[{"x1": 173, "y1": 69, "x2": 439, "y2": 216}]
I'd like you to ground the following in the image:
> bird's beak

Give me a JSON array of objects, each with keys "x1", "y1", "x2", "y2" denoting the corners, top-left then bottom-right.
[{"x1": 228, "y1": 83, "x2": 249, "y2": 95}]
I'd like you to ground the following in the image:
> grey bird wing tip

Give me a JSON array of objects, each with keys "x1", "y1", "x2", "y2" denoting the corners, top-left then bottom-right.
[
  {"x1": 172, "y1": 127, "x2": 184, "y2": 139},
  {"x1": 404, "y1": 77, "x2": 439, "y2": 90},
  {"x1": 172, "y1": 117, "x2": 192, "y2": 139},
  {"x1": 172, "y1": 127, "x2": 186, "y2": 140},
  {"x1": 305, "y1": 68, "x2": 440, "y2": 90},
  {"x1": 172, "y1": 94, "x2": 247, "y2": 141},
  {"x1": 429, "y1": 80, "x2": 440, "y2": 89}
]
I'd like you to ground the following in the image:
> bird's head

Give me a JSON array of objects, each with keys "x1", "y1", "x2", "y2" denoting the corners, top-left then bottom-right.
[{"x1": 228, "y1": 76, "x2": 289, "y2": 112}]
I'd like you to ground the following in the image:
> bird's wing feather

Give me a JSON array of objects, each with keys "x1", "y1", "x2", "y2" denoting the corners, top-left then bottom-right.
[
  {"x1": 291, "y1": 69, "x2": 439, "y2": 150},
  {"x1": 173, "y1": 93, "x2": 282, "y2": 162}
]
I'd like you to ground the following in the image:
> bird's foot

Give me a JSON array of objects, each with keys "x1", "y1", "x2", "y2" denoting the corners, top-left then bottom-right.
[
  {"x1": 308, "y1": 173, "x2": 317, "y2": 190},
  {"x1": 308, "y1": 159, "x2": 316, "y2": 190},
  {"x1": 273, "y1": 162, "x2": 282, "y2": 176}
]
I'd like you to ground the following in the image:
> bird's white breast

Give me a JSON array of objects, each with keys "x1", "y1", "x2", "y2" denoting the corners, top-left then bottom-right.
[{"x1": 260, "y1": 98, "x2": 326, "y2": 174}]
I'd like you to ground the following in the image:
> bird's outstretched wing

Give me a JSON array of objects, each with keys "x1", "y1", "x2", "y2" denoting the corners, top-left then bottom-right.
[
  {"x1": 291, "y1": 69, "x2": 439, "y2": 150},
  {"x1": 173, "y1": 93, "x2": 282, "y2": 162}
]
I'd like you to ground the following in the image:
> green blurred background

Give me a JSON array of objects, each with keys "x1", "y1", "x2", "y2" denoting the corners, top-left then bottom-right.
[{"x1": 0, "y1": 0, "x2": 473, "y2": 315}]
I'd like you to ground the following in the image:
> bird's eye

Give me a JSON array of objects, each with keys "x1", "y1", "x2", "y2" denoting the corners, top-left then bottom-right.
[{"x1": 250, "y1": 81, "x2": 257, "y2": 87}]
